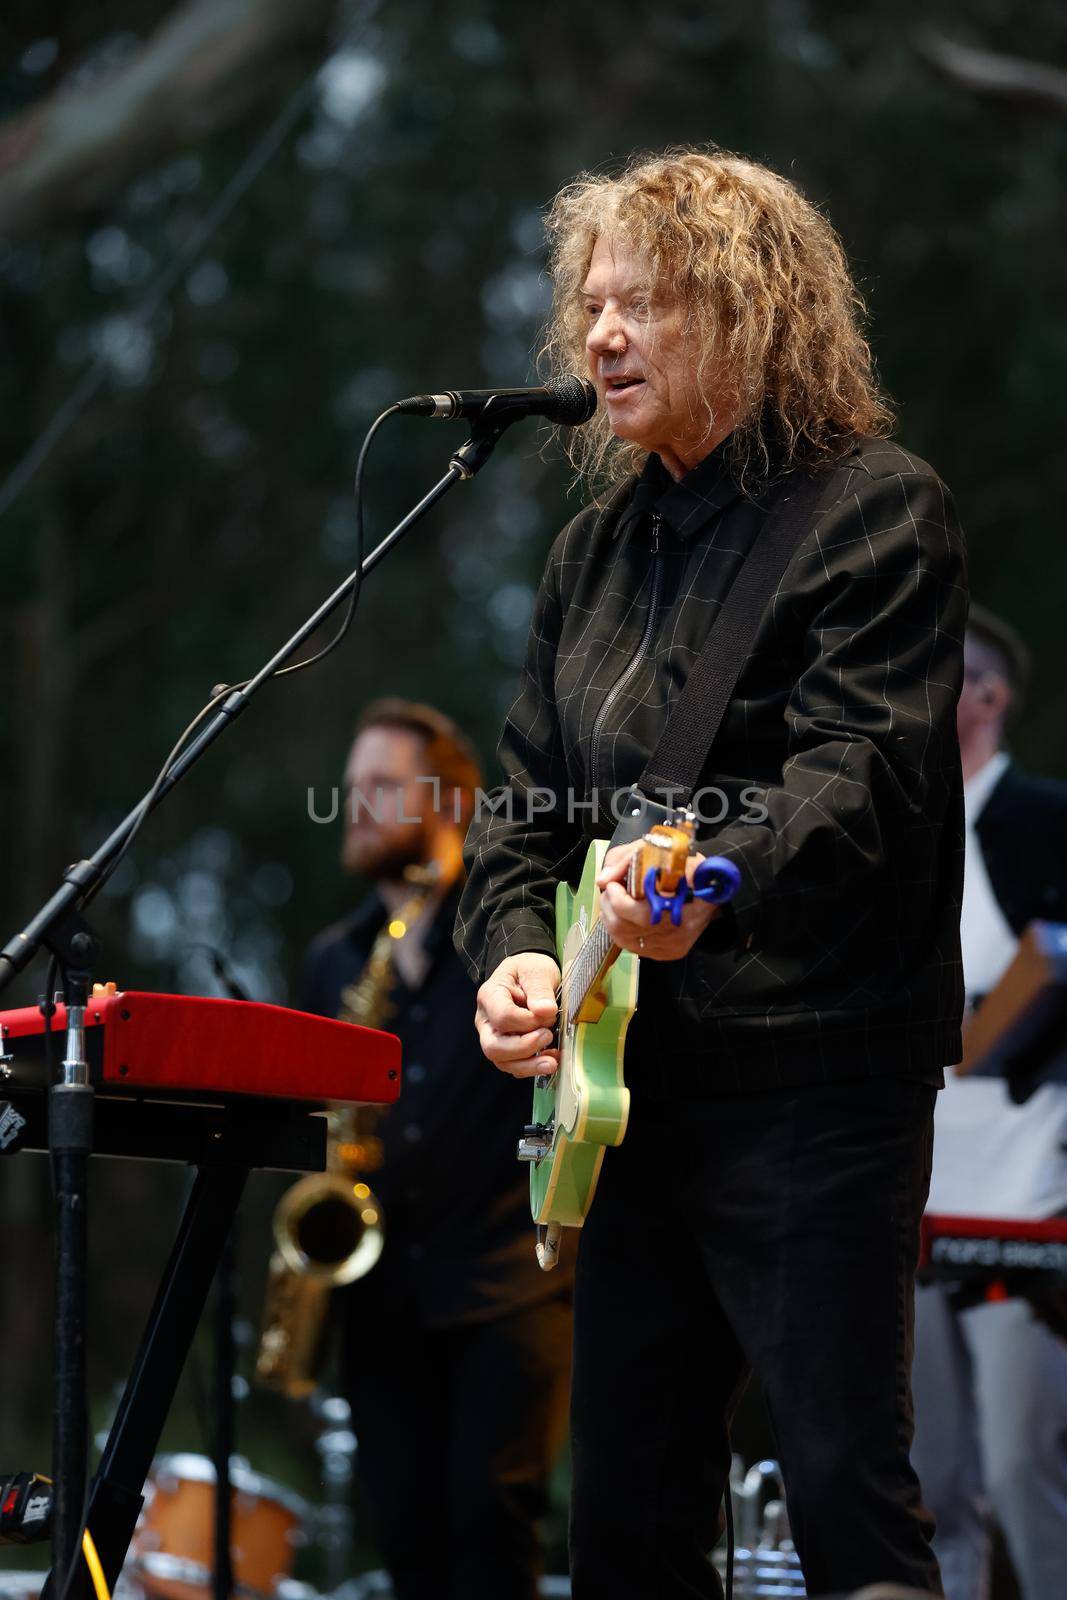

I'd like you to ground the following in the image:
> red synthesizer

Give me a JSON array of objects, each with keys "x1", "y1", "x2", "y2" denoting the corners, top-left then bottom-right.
[
  {"x1": 0, "y1": 988, "x2": 401, "y2": 1109},
  {"x1": 920, "y1": 1212, "x2": 1067, "y2": 1282}
]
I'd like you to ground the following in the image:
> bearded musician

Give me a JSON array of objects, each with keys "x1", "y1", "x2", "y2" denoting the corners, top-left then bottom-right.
[
  {"x1": 301, "y1": 699, "x2": 571, "y2": 1600},
  {"x1": 455, "y1": 149, "x2": 968, "y2": 1598}
]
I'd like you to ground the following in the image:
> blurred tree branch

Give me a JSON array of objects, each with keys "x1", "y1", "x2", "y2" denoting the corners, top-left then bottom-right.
[
  {"x1": 915, "y1": 29, "x2": 1067, "y2": 118},
  {"x1": 0, "y1": 0, "x2": 336, "y2": 236}
]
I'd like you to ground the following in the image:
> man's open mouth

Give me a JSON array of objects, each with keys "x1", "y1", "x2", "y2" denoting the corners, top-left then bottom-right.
[{"x1": 604, "y1": 375, "x2": 645, "y2": 395}]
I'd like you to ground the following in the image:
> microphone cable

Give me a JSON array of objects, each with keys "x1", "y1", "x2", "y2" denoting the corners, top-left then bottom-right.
[{"x1": 81, "y1": 1527, "x2": 110, "y2": 1600}]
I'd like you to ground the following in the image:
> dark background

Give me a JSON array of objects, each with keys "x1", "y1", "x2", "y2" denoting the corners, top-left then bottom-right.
[{"x1": 1, "y1": 0, "x2": 1064, "y2": 1585}]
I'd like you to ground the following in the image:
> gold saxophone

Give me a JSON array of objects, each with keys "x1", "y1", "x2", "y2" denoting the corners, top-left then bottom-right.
[{"x1": 255, "y1": 866, "x2": 438, "y2": 1396}]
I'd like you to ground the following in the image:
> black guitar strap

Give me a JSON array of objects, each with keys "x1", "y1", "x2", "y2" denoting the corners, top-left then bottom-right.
[{"x1": 635, "y1": 466, "x2": 833, "y2": 808}]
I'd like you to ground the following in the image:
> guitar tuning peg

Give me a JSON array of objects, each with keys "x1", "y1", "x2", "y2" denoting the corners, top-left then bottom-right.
[
  {"x1": 642, "y1": 866, "x2": 688, "y2": 927},
  {"x1": 691, "y1": 857, "x2": 743, "y2": 905}
]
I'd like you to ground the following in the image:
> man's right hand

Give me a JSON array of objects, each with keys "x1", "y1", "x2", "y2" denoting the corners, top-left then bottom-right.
[{"x1": 475, "y1": 952, "x2": 561, "y2": 1078}]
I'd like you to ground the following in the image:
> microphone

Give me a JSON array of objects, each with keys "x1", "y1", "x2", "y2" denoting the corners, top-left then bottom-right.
[{"x1": 396, "y1": 376, "x2": 597, "y2": 426}]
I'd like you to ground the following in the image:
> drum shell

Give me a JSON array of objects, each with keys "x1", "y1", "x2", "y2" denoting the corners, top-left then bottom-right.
[{"x1": 131, "y1": 1455, "x2": 305, "y2": 1600}]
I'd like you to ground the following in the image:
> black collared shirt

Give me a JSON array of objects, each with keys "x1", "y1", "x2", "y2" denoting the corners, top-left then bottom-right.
[
  {"x1": 301, "y1": 888, "x2": 569, "y2": 1326},
  {"x1": 456, "y1": 435, "x2": 968, "y2": 1095}
]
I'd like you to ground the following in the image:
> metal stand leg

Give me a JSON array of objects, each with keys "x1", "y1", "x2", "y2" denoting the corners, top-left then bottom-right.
[
  {"x1": 213, "y1": 1230, "x2": 237, "y2": 1600},
  {"x1": 41, "y1": 1161, "x2": 248, "y2": 1600},
  {"x1": 51, "y1": 952, "x2": 96, "y2": 1600},
  {"x1": 50, "y1": 1141, "x2": 90, "y2": 1598}
]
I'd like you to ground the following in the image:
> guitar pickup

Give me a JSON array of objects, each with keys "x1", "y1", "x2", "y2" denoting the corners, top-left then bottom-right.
[{"x1": 516, "y1": 1121, "x2": 554, "y2": 1162}]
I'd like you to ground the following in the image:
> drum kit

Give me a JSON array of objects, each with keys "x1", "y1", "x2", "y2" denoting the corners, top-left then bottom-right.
[
  {"x1": 128, "y1": 1455, "x2": 311, "y2": 1600},
  {"x1": 0, "y1": 1452, "x2": 802, "y2": 1600},
  {"x1": 0, "y1": 1454, "x2": 316, "y2": 1600},
  {"x1": 711, "y1": 1458, "x2": 807, "y2": 1598}
]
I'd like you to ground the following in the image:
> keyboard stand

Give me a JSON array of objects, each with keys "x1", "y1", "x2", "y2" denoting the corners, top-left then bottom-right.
[{"x1": 37, "y1": 1102, "x2": 325, "y2": 1600}]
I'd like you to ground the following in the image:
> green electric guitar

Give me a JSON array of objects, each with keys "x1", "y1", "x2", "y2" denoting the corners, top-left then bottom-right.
[{"x1": 518, "y1": 814, "x2": 740, "y2": 1269}]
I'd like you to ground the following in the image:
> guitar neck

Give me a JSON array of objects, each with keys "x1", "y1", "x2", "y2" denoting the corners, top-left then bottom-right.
[
  {"x1": 564, "y1": 918, "x2": 618, "y2": 1017},
  {"x1": 564, "y1": 849, "x2": 649, "y2": 1017}
]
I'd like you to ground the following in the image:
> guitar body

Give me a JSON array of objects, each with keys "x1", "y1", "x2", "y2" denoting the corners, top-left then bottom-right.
[
  {"x1": 520, "y1": 815, "x2": 736, "y2": 1268},
  {"x1": 529, "y1": 839, "x2": 639, "y2": 1232}
]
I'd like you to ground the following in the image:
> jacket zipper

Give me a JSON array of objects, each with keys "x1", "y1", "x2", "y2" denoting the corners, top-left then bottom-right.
[{"x1": 589, "y1": 514, "x2": 663, "y2": 794}]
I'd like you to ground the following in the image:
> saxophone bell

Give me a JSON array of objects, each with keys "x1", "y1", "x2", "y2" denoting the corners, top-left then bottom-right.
[
  {"x1": 254, "y1": 1147, "x2": 385, "y2": 1397},
  {"x1": 256, "y1": 864, "x2": 439, "y2": 1398},
  {"x1": 273, "y1": 1167, "x2": 385, "y2": 1284}
]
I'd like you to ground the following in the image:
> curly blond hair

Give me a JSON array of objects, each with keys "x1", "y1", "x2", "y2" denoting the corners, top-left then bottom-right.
[{"x1": 540, "y1": 147, "x2": 894, "y2": 489}]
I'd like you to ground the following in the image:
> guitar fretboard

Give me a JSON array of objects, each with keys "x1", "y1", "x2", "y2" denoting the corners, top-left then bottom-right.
[{"x1": 563, "y1": 918, "x2": 614, "y2": 1017}]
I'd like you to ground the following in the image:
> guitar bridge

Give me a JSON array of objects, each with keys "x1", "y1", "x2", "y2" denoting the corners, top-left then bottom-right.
[{"x1": 516, "y1": 1120, "x2": 554, "y2": 1162}]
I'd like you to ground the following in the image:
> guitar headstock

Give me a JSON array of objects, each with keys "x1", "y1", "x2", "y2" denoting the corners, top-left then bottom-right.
[{"x1": 626, "y1": 813, "x2": 696, "y2": 902}]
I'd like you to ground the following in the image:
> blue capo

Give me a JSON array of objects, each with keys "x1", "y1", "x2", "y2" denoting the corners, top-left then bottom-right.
[{"x1": 643, "y1": 855, "x2": 742, "y2": 928}]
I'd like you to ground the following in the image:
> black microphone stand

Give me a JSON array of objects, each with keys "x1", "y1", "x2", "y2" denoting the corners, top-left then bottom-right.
[
  {"x1": 207, "y1": 950, "x2": 252, "y2": 1600},
  {"x1": 213, "y1": 1228, "x2": 237, "y2": 1600},
  {"x1": 50, "y1": 930, "x2": 97, "y2": 1599},
  {"x1": 0, "y1": 415, "x2": 513, "y2": 1600}
]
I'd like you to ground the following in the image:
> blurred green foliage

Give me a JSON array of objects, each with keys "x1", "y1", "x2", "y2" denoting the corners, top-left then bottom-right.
[{"x1": 0, "y1": 0, "x2": 1065, "y2": 1581}]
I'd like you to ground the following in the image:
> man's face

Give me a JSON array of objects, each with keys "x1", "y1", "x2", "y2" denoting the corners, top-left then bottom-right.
[
  {"x1": 956, "y1": 637, "x2": 1008, "y2": 755},
  {"x1": 340, "y1": 726, "x2": 433, "y2": 882},
  {"x1": 583, "y1": 234, "x2": 716, "y2": 468}
]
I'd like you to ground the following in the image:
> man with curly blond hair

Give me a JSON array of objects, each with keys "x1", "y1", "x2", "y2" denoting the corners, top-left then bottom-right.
[{"x1": 456, "y1": 148, "x2": 967, "y2": 1598}]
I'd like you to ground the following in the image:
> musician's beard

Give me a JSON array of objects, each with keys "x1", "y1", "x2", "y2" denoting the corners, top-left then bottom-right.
[{"x1": 342, "y1": 826, "x2": 431, "y2": 884}]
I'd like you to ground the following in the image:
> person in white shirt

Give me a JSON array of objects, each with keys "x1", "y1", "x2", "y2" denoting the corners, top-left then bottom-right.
[{"x1": 911, "y1": 604, "x2": 1067, "y2": 1600}]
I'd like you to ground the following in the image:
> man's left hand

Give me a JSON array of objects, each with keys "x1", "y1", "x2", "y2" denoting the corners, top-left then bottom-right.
[{"x1": 596, "y1": 842, "x2": 720, "y2": 960}]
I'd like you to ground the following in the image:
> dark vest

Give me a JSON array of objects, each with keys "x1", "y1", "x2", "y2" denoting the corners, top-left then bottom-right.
[{"x1": 974, "y1": 762, "x2": 1067, "y2": 934}]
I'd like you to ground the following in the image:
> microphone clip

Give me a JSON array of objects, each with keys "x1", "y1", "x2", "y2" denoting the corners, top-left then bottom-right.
[{"x1": 449, "y1": 418, "x2": 514, "y2": 480}]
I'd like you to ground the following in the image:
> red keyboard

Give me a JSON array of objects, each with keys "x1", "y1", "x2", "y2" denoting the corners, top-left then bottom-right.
[
  {"x1": 0, "y1": 990, "x2": 400, "y2": 1108},
  {"x1": 920, "y1": 1212, "x2": 1067, "y2": 1281}
]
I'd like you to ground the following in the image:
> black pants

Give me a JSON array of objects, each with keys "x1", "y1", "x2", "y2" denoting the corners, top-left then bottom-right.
[
  {"x1": 569, "y1": 1076, "x2": 942, "y2": 1599},
  {"x1": 342, "y1": 1296, "x2": 572, "y2": 1600}
]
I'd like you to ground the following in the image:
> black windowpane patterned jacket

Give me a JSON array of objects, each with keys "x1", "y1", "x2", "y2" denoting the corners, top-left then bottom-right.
[{"x1": 455, "y1": 436, "x2": 968, "y2": 1096}]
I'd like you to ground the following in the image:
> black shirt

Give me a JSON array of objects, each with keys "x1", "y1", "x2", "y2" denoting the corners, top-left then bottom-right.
[
  {"x1": 975, "y1": 763, "x2": 1067, "y2": 936},
  {"x1": 456, "y1": 436, "x2": 968, "y2": 1095},
  {"x1": 301, "y1": 886, "x2": 570, "y2": 1327}
]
